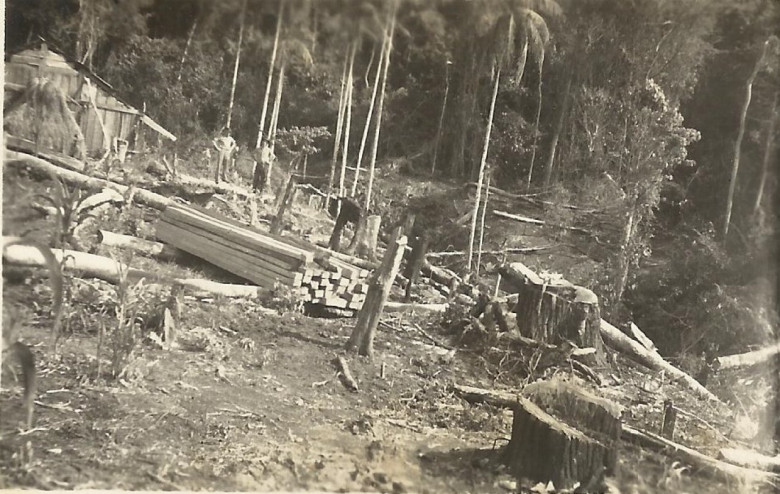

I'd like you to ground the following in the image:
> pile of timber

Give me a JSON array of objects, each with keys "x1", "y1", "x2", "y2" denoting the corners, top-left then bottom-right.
[{"x1": 156, "y1": 203, "x2": 370, "y2": 313}]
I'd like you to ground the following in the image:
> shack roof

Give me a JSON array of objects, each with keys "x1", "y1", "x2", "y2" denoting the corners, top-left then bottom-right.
[{"x1": 5, "y1": 39, "x2": 176, "y2": 142}]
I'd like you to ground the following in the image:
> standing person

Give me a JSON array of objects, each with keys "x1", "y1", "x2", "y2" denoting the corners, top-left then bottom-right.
[
  {"x1": 213, "y1": 131, "x2": 237, "y2": 183},
  {"x1": 252, "y1": 138, "x2": 274, "y2": 193}
]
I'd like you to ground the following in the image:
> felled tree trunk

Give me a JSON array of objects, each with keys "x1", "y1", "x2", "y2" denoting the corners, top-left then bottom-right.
[
  {"x1": 98, "y1": 230, "x2": 178, "y2": 260},
  {"x1": 3, "y1": 239, "x2": 267, "y2": 298},
  {"x1": 346, "y1": 228, "x2": 407, "y2": 357},
  {"x1": 501, "y1": 262, "x2": 605, "y2": 365},
  {"x1": 505, "y1": 379, "x2": 622, "y2": 490}
]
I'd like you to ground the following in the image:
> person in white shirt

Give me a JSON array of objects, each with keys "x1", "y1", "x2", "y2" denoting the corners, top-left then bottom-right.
[{"x1": 213, "y1": 131, "x2": 237, "y2": 183}]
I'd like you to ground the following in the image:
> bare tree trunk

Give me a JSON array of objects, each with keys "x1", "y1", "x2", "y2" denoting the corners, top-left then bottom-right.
[
  {"x1": 723, "y1": 39, "x2": 769, "y2": 240},
  {"x1": 256, "y1": 0, "x2": 284, "y2": 148},
  {"x1": 225, "y1": 0, "x2": 247, "y2": 131},
  {"x1": 339, "y1": 42, "x2": 357, "y2": 198},
  {"x1": 268, "y1": 62, "x2": 285, "y2": 156},
  {"x1": 614, "y1": 187, "x2": 638, "y2": 309},
  {"x1": 431, "y1": 59, "x2": 451, "y2": 175},
  {"x1": 270, "y1": 175, "x2": 297, "y2": 235},
  {"x1": 752, "y1": 90, "x2": 778, "y2": 218},
  {"x1": 526, "y1": 50, "x2": 545, "y2": 191},
  {"x1": 475, "y1": 169, "x2": 491, "y2": 278},
  {"x1": 177, "y1": 19, "x2": 198, "y2": 83},
  {"x1": 364, "y1": 2, "x2": 398, "y2": 211},
  {"x1": 467, "y1": 66, "x2": 500, "y2": 272},
  {"x1": 327, "y1": 48, "x2": 350, "y2": 209},
  {"x1": 543, "y1": 73, "x2": 571, "y2": 189},
  {"x1": 351, "y1": 38, "x2": 386, "y2": 197},
  {"x1": 364, "y1": 45, "x2": 375, "y2": 88},
  {"x1": 346, "y1": 227, "x2": 407, "y2": 357}
]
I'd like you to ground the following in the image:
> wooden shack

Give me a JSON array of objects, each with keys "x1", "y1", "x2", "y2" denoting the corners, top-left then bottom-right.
[{"x1": 3, "y1": 41, "x2": 176, "y2": 158}]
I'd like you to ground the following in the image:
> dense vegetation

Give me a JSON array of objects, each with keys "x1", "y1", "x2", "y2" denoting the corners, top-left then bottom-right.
[{"x1": 5, "y1": 0, "x2": 779, "y2": 369}]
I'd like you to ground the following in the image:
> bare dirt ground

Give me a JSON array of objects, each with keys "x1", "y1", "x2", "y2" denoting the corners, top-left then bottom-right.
[{"x1": 1, "y1": 162, "x2": 776, "y2": 493}]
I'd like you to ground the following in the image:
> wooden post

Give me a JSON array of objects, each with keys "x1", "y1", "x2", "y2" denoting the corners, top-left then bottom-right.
[
  {"x1": 357, "y1": 214, "x2": 381, "y2": 262},
  {"x1": 660, "y1": 399, "x2": 677, "y2": 440},
  {"x1": 403, "y1": 231, "x2": 430, "y2": 302},
  {"x1": 270, "y1": 175, "x2": 297, "y2": 235},
  {"x1": 346, "y1": 227, "x2": 407, "y2": 357}
]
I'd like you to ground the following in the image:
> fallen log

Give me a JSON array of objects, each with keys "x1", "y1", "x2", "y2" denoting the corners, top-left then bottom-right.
[
  {"x1": 5, "y1": 150, "x2": 172, "y2": 210},
  {"x1": 622, "y1": 425, "x2": 779, "y2": 487},
  {"x1": 2, "y1": 239, "x2": 267, "y2": 298},
  {"x1": 426, "y1": 245, "x2": 555, "y2": 258},
  {"x1": 451, "y1": 383, "x2": 521, "y2": 408},
  {"x1": 383, "y1": 302, "x2": 448, "y2": 314},
  {"x1": 98, "y1": 230, "x2": 179, "y2": 260},
  {"x1": 600, "y1": 320, "x2": 722, "y2": 403},
  {"x1": 492, "y1": 209, "x2": 592, "y2": 235},
  {"x1": 5, "y1": 135, "x2": 86, "y2": 172},
  {"x1": 716, "y1": 342, "x2": 780, "y2": 370},
  {"x1": 719, "y1": 448, "x2": 780, "y2": 473}
]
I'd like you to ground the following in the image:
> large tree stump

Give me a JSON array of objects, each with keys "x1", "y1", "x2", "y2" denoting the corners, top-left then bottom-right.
[
  {"x1": 500, "y1": 262, "x2": 605, "y2": 365},
  {"x1": 505, "y1": 378, "x2": 622, "y2": 490}
]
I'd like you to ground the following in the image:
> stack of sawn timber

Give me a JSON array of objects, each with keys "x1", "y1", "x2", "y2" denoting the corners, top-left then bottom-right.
[{"x1": 156, "y1": 203, "x2": 370, "y2": 313}]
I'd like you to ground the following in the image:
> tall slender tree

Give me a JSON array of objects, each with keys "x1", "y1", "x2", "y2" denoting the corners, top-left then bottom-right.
[
  {"x1": 364, "y1": 0, "x2": 398, "y2": 211},
  {"x1": 256, "y1": 0, "x2": 285, "y2": 148},
  {"x1": 225, "y1": 0, "x2": 247, "y2": 130},
  {"x1": 723, "y1": 38, "x2": 770, "y2": 240},
  {"x1": 752, "y1": 90, "x2": 778, "y2": 218},
  {"x1": 339, "y1": 42, "x2": 357, "y2": 197},
  {"x1": 431, "y1": 58, "x2": 452, "y2": 175},
  {"x1": 351, "y1": 24, "x2": 388, "y2": 196},
  {"x1": 327, "y1": 48, "x2": 350, "y2": 206}
]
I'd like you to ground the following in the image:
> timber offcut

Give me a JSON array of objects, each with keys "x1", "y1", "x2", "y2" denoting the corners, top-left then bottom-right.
[{"x1": 156, "y1": 203, "x2": 370, "y2": 314}]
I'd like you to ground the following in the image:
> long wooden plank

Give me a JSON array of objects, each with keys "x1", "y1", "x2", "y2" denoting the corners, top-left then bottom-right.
[
  {"x1": 158, "y1": 218, "x2": 300, "y2": 280},
  {"x1": 165, "y1": 205, "x2": 310, "y2": 263},
  {"x1": 164, "y1": 206, "x2": 313, "y2": 264},
  {"x1": 163, "y1": 208, "x2": 308, "y2": 270},
  {"x1": 157, "y1": 223, "x2": 301, "y2": 288},
  {"x1": 180, "y1": 204, "x2": 316, "y2": 261},
  {"x1": 157, "y1": 222, "x2": 300, "y2": 288},
  {"x1": 158, "y1": 221, "x2": 303, "y2": 286}
]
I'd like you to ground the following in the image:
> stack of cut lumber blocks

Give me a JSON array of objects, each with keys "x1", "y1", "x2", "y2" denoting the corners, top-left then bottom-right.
[{"x1": 156, "y1": 203, "x2": 370, "y2": 313}]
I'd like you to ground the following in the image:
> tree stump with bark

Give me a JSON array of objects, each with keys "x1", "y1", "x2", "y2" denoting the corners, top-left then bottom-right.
[
  {"x1": 505, "y1": 378, "x2": 622, "y2": 490},
  {"x1": 346, "y1": 227, "x2": 407, "y2": 357},
  {"x1": 403, "y1": 231, "x2": 430, "y2": 302},
  {"x1": 270, "y1": 175, "x2": 297, "y2": 235},
  {"x1": 354, "y1": 214, "x2": 381, "y2": 261},
  {"x1": 500, "y1": 262, "x2": 605, "y2": 365}
]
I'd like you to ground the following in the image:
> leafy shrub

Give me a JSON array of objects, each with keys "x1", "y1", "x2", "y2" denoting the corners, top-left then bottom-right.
[{"x1": 627, "y1": 226, "x2": 777, "y2": 370}]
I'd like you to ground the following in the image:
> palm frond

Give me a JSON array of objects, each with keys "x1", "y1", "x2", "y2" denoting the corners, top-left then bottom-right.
[
  {"x1": 512, "y1": 0, "x2": 563, "y2": 18},
  {"x1": 281, "y1": 38, "x2": 314, "y2": 66}
]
